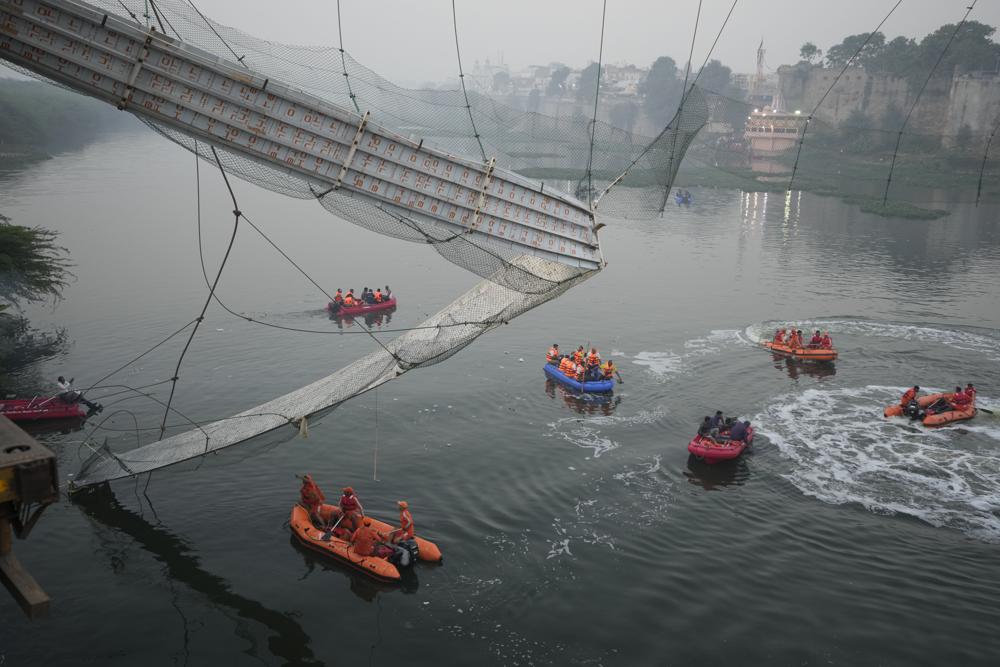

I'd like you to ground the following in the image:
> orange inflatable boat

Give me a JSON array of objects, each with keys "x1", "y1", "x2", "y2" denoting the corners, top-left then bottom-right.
[
  {"x1": 762, "y1": 340, "x2": 838, "y2": 362},
  {"x1": 884, "y1": 392, "x2": 977, "y2": 426},
  {"x1": 289, "y1": 504, "x2": 442, "y2": 582}
]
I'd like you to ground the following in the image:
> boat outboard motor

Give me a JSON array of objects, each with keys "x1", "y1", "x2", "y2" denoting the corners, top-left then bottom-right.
[
  {"x1": 904, "y1": 399, "x2": 921, "y2": 420},
  {"x1": 389, "y1": 539, "x2": 420, "y2": 568}
]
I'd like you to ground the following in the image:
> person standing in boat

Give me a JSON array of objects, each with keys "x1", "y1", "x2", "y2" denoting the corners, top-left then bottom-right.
[
  {"x1": 373, "y1": 288, "x2": 384, "y2": 303},
  {"x1": 389, "y1": 500, "x2": 415, "y2": 544},
  {"x1": 384, "y1": 285, "x2": 392, "y2": 299},
  {"x1": 585, "y1": 348, "x2": 601, "y2": 380},
  {"x1": 299, "y1": 474, "x2": 327, "y2": 526},
  {"x1": 708, "y1": 410, "x2": 725, "y2": 437},
  {"x1": 339, "y1": 486, "x2": 364, "y2": 532}
]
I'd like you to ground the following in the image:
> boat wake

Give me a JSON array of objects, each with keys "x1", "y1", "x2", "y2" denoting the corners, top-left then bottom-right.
[
  {"x1": 626, "y1": 329, "x2": 750, "y2": 380},
  {"x1": 747, "y1": 317, "x2": 1000, "y2": 362},
  {"x1": 753, "y1": 385, "x2": 1000, "y2": 542}
]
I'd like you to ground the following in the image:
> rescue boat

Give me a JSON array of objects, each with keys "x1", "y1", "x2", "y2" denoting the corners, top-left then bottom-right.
[
  {"x1": 327, "y1": 297, "x2": 397, "y2": 317},
  {"x1": 761, "y1": 340, "x2": 838, "y2": 362},
  {"x1": 884, "y1": 392, "x2": 977, "y2": 427},
  {"x1": 687, "y1": 426, "x2": 755, "y2": 464},
  {"x1": 542, "y1": 364, "x2": 615, "y2": 393},
  {"x1": 0, "y1": 396, "x2": 87, "y2": 422},
  {"x1": 289, "y1": 504, "x2": 442, "y2": 582}
]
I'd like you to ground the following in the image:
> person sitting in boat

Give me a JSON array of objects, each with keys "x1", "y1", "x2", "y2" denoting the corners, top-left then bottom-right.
[
  {"x1": 339, "y1": 486, "x2": 364, "y2": 532},
  {"x1": 773, "y1": 328, "x2": 786, "y2": 344},
  {"x1": 333, "y1": 289, "x2": 344, "y2": 304},
  {"x1": 351, "y1": 517, "x2": 391, "y2": 558},
  {"x1": 808, "y1": 330, "x2": 823, "y2": 348},
  {"x1": 343, "y1": 289, "x2": 357, "y2": 306},
  {"x1": 728, "y1": 420, "x2": 750, "y2": 444},
  {"x1": 965, "y1": 383, "x2": 977, "y2": 403},
  {"x1": 949, "y1": 386, "x2": 973, "y2": 411},
  {"x1": 899, "y1": 385, "x2": 920, "y2": 407},
  {"x1": 585, "y1": 348, "x2": 601, "y2": 380},
  {"x1": 388, "y1": 500, "x2": 415, "y2": 544},
  {"x1": 820, "y1": 331, "x2": 833, "y2": 349},
  {"x1": 299, "y1": 474, "x2": 328, "y2": 526},
  {"x1": 600, "y1": 359, "x2": 617, "y2": 380},
  {"x1": 56, "y1": 376, "x2": 101, "y2": 411},
  {"x1": 697, "y1": 416, "x2": 712, "y2": 437},
  {"x1": 365, "y1": 287, "x2": 376, "y2": 304},
  {"x1": 547, "y1": 343, "x2": 561, "y2": 364},
  {"x1": 558, "y1": 355, "x2": 575, "y2": 377},
  {"x1": 384, "y1": 285, "x2": 392, "y2": 299},
  {"x1": 373, "y1": 288, "x2": 384, "y2": 303},
  {"x1": 572, "y1": 345, "x2": 585, "y2": 365},
  {"x1": 575, "y1": 361, "x2": 587, "y2": 383},
  {"x1": 708, "y1": 410, "x2": 725, "y2": 437}
]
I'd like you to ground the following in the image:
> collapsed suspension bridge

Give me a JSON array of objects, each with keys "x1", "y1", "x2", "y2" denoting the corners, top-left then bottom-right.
[{"x1": 0, "y1": 0, "x2": 708, "y2": 486}]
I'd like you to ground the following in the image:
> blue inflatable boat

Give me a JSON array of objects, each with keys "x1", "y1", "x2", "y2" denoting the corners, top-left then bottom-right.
[{"x1": 543, "y1": 364, "x2": 615, "y2": 393}]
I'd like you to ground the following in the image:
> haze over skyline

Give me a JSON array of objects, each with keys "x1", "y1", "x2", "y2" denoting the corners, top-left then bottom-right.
[{"x1": 187, "y1": 0, "x2": 1000, "y2": 87}]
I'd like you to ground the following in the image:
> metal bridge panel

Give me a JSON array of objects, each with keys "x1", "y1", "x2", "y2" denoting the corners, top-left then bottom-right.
[{"x1": 0, "y1": 0, "x2": 600, "y2": 269}]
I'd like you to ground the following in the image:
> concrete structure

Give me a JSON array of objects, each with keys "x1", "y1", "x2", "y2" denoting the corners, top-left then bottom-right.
[{"x1": 943, "y1": 72, "x2": 1000, "y2": 146}]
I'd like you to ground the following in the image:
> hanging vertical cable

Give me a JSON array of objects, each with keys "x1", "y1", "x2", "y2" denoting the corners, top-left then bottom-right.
[
  {"x1": 335, "y1": 0, "x2": 361, "y2": 113},
  {"x1": 584, "y1": 0, "x2": 608, "y2": 210},
  {"x1": 451, "y1": 0, "x2": 488, "y2": 162},
  {"x1": 788, "y1": 0, "x2": 902, "y2": 193},
  {"x1": 975, "y1": 115, "x2": 1000, "y2": 207},
  {"x1": 882, "y1": 1, "x2": 978, "y2": 205}
]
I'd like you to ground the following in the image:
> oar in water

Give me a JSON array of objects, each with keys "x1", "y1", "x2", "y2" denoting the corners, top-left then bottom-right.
[
  {"x1": 979, "y1": 407, "x2": 994, "y2": 415},
  {"x1": 321, "y1": 513, "x2": 345, "y2": 541}
]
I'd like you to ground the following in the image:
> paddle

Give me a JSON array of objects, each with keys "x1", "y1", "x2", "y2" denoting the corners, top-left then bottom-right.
[
  {"x1": 979, "y1": 407, "x2": 994, "y2": 415},
  {"x1": 321, "y1": 513, "x2": 344, "y2": 541},
  {"x1": 615, "y1": 370, "x2": 624, "y2": 384}
]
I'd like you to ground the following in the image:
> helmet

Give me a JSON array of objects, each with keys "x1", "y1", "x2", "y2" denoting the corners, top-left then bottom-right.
[
  {"x1": 343, "y1": 486, "x2": 354, "y2": 495},
  {"x1": 398, "y1": 501, "x2": 408, "y2": 509}
]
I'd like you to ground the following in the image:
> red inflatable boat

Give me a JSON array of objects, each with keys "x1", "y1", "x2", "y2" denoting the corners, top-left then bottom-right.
[
  {"x1": 687, "y1": 426, "x2": 755, "y2": 464},
  {"x1": 327, "y1": 297, "x2": 397, "y2": 317},
  {"x1": 0, "y1": 396, "x2": 87, "y2": 422}
]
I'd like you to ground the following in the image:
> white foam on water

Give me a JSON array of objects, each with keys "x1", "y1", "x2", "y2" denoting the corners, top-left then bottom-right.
[
  {"x1": 754, "y1": 385, "x2": 1000, "y2": 542},
  {"x1": 750, "y1": 318, "x2": 1000, "y2": 362},
  {"x1": 630, "y1": 330, "x2": 748, "y2": 381},
  {"x1": 544, "y1": 410, "x2": 664, "y2": 459},
  {"x1": 631, "y1": 350, "x2": 684, "y2": 378}
]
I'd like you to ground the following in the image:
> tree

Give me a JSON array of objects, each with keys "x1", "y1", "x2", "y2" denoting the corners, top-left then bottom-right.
[
  {"x1": 576, "y1": 62, "x2": 601, "y2": 103},
  {"x1": 642, "y1": 56, "x2": 683, "y2": 127},
  {"x1": 491, "y1": 71, "x2": 510, "y2": 93},
  {"x1": 826, "y1": 32, "x2": 886, "y2": 68},
  {"x1": 697, "y1": 59, "x2": 732, "y2": 95},
  {"x1": 546, "y1": 66, "x2": 570, "y2": 97},
  {"x1": 916, "y1": 21, "x2": 1000, "y2": 81},
  {"x1": 0, "y1": 213, "x2": 71, "y2": 308},
  {"x1": 799, "y1": 42, "x2": 822, "y2": 64},
  {"x1": 609, "y1": 101, "x2": 639, "y2": 133}
]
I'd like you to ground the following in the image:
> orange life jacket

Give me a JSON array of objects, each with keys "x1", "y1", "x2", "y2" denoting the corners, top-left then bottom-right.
[
  {"x1": 334, "y1": 292, "x2": 343, "y2": 303},
  {"x1": 821, "y1": 335, "x2": 832, "y2": 349},
  {"x1": 601, "y1": 362, "x2": 615, "y2": 378},
  {"x1": 374, "y1": 290, "x2": 383, "y2": 303},
  {"x1": 575, "y1": 363, "x2": 585, "y2": 381},
  {"x1": 300, "y1": 477, "x2": 325, "y2": 511},
  {"x1": 344, "y1": 295, "x2": 355, "y2": 306},
  {"x1": 547, "y1": 347, "x2": 560, "y2": 362},
  {"x1": 586, "y1": 353, "x2": 600, "y2": 367},
  {"x1": 572, "y1": 350, "x2": 584, "y2": 364},
  {"x1": 398, "y1": 509, "x2": 414, "y2": 540},
  {"x1": 774, "y1": 331, "x2": 785, "y2": 343},
  {"x1": 352, "y1": 525, "x2": 381, "y2": 556},
  {"x1": 900, "y1": 388, "x2": 917, "y2": 406},
  {"x1": 559, "y1": 357, "x2": 574, "y2": 375}
]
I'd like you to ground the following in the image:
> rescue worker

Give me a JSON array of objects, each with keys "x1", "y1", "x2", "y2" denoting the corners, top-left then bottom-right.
[
  {"x1": 351, "y1": 517, "x2": 389, "y2": 557},
  {"x1": 389, "y1": 500, "x2": 415, "y2": 544},
  {"x1": 787, "y1": 329, "x2": 802, "y2": 349},
  {"x1": 547, "y1": 343, "x2": 561, "y2": 364},
  {"x1": 575, "y1": 361, "x2": 586, "y2": 383},
  {"x1": 820, "y1": 331, "x2": 833, "y2": 349},
  {"x1": 808, "y1": 330, "x2": 823, "y2": 348},
  {"x1": 729, "y1": 420, "x2": 751, "y2": 444},
  {"x1": 900, "y1": 385, "x2": 920, "y2": 407},
  {"x1": 299, "y1": 474, "x2": 328, "y2": 526},
  {"x1": 374, "y1": 288, "x2": 384, "y2": 303},
  {"x1": 950, "y1": 386, "x2": 972, "y2": 411},
  {"x1": 344, "y1": 289, "x2": 357, "y2": 306},
  {"x1": 559, "y1": 355, "x2": 576, "y2": 377},
  {"x1": 572, "y1": 345, "x2": 585, "y2": 365},
  {"x1": 585, "y1": 348, "x2": 601, "y2": 379},
  {"x1": 773, "y1": 328, "x2": 786, "y2": 344},
  {"x1": 333, "y1": 288, "x2": 344, "y2": 303},
  {"x1": 338, "y1": 486, "x2": 364, "y2": 532},
  {"x1": 965, "y1": 383, "x2": 977, "y2": 403},
  {"x1": 601, "y1": 359, "x2": 617, "y2": 380}
]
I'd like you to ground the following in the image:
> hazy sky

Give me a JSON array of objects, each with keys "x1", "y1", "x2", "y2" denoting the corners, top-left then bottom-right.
[
  {"x1": 2, "y1": 1, "x2": 998, "y2": 85},
  {"x1": 186, "y1": 0, "x2": 1000, "y2": 86}
]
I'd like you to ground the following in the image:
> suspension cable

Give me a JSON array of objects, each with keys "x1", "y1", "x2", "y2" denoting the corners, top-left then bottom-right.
[
  {"x1": 976, "y1": 115, "x2": 1000, "y2": 207},
  {"x1": 882, "y1": 1, "x2": 978, "y2": 204},
  {"x1": 451, "y1": 0, "x2": 487, "y2": 162},
  {"x1": 788, "y1": 0, "x2": 902, "y2": 192},
  {"x1": 185, "y1": 0, "x2": 248, "y2": 67},
  {"x1": 584, "y1": 0, "x2": 608, "y2": 210},
  {"x1": 335, "y1": 0, "x2": 361, "y2": 112}
]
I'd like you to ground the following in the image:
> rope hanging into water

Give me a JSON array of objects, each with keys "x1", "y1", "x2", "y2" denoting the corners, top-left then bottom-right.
[
  {"x1": 451, "y1": 0, "x2": 488, "y2": 162},
  {"x1": 882, "y1": 0, "x2": 979, "y2": 205},
  {"x1": 787, "y1": 0, "x2": 903, "y2": 193},
  {"x1": 975, "y1": 115, "x2": 1000, "y2": 207},
  {"x1": 335, "y1": 0, "x2": 361, "y2": 113},
  {"x1": 158, "y1": 146, "x2": 242, "y2": 440},
  {"x1": 584, "y1": 0, "x2": 608, "y2": 210},
  {"x1": 372, "y1": 387, "x2": 379, "y2": 482}
]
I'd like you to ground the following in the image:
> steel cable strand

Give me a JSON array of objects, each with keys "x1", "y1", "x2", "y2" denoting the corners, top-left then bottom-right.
[
  {"x1": 335, "y1": 0, "x2": 360, "y2": 112},
  {"x1": 788, "y1": 0, "x2": 903, "y2": 192},
  {"x1": 975, "y1": 115, "x2": 1000, "y2": 207},
  {"x1": 883, "y1": 1, "x2": 979, "y2": 205},
  {"x1": 157, "y1": 146, "x2": 242, "y2": 440},
  {"x1": 583, "y1": 0, "x2": 608, "y2": 210},
  {"x1": 450, "y1": 0, "x2": 488, "y2": 162}
]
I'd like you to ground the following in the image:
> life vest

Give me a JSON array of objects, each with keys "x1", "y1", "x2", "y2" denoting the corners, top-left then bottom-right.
[
  {"x1": 334, "y1": 292, "x2": 343, "y2": 303},
  {"x1": 774, "y1": 331, "x2": 784, "y2": 343},
  {"x1": 575, "y1": 364, "x2": 585, "y2": 381},
  {"x1": 821, "y1": 335, "x2": 832, "y2": 349},
  {"x1": 300, "y1": 476, "x2": 325, "y2": 510},
  {"x1": 399, "y1": 509, "x2": 414, "y2": 540},
  {"x1": 809, "y1": 335, "x2": 822, "y2": 346},
  {"x1": 965, "y1": 387, "x2": 977, "y2": 402},
  {"x1": 900, "y1": 388, "x2": 917, "y2": 406},
  {"x1": 344, "y1": 295, "x2": 355, "y2": 306},
  {"x1": 951, "y1": 392, "x2": 972, "y2": 409},
  {"x1": 339, "y1": 493, "x2": 360, "y2": 513},
  {"x1": 352, "y1": 525, "x2": 380, "y2": 556},
  {"x1": 586, "y1": 353, "x2": 600, "y2": 367},
  {"x1": 572, "y1": 350, "x2": 584, "y2": 364},
  {"x1": 547, "y1": 347, "x2": 560, "y2": 363},
  {"x1": 601, "y1": 362, "x2": 615, "y2": 378},
  {"x1": 374, "y1": 290, "x2": 383, "y2": 303},
  {"x1": 559, "y1": 357, "x2": 574, "y2": 375}
]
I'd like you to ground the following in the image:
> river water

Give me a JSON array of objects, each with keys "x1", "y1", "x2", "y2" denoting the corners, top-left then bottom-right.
[{"x1": 2, "y1": 132, "x2": 999, "y2": 665}]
